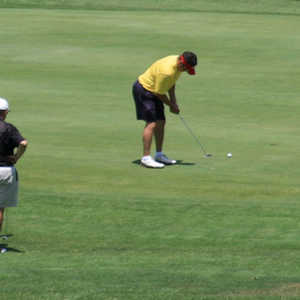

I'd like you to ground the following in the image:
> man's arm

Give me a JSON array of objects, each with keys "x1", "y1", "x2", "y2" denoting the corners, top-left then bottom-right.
[
  {"x1": 8, "y1": 140, "x2": 28, "y2": 165},
  {"x1": 154, "y1": 88, "x2": 180, "y2": 114},
  {"x1": 168, "y1": 85, "x2": 176, "y2": 103},
  {"x1": 168, "y1": 85, "x2": 180, "y2": 114},
  {"x1": 15, "y1": 140, "x2": 28, "y2": 162},
  {"x1": 154, "y1": 93, "x2": 171, "y2": 106}
]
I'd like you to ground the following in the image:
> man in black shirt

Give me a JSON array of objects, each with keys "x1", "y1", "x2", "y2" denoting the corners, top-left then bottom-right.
[{"x1": 0, "y1": 97, "x2": 28, "y2": 235}]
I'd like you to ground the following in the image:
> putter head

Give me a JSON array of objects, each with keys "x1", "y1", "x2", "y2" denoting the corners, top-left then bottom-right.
[{"x1": 204, "y1": 153, "x2": 212, "y2": 158}]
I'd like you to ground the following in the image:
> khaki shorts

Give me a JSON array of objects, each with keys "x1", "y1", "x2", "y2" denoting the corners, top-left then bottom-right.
[{"x1": 0, "y1": 167, "x2": 18, "y2": 208}]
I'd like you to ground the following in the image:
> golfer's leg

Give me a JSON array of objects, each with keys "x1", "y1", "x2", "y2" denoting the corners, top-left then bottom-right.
[
  {"x1": 154, "y1": 120, "x2": 165, "y2": 152},
  {"x1": 143, "y1": 122, "x2": 156, "y2": 156},
  {"x1": 0, "y1": 208, "x2": 4, "y2": 232}
]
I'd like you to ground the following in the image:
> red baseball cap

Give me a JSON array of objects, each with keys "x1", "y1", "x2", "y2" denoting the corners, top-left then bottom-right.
[{"x1": 180, "y1": 54, "x2": 196, "y2": 75}]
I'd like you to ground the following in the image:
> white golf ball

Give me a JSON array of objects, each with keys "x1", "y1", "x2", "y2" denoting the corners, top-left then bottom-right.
[
  {"x1": 227, "y1": 152, "x2": 232, "y2": 158},
  {"x1": 1, "y1": 248, "x2": 7, "y2": 254}
]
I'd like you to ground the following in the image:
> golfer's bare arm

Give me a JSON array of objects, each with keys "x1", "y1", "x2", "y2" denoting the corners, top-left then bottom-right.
[
  {"x1": 14, "y1": 140, "x2": 28, "y2": 163},
  {"x1": 154, "y1": 85, "x2": 175, "y2": 105},
  {"x1": 168, "y1": 85, "x2": 177, "y2": 104},
  {"x1": 153, "y1": 85, "x2": 180, "y2": 115},
  {"x1": 153, "y1": 93, "x2": 169, "y2": 105}
]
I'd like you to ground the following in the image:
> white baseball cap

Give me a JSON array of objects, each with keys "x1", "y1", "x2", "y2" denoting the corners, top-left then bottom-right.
[{"x1": 0, "y1": 97, "x2": 9, "y2": 111}]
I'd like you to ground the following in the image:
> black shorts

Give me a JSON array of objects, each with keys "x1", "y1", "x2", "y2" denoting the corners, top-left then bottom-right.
[{"x1": 132, "y1": 80, "x2": 165, "y2": 122}]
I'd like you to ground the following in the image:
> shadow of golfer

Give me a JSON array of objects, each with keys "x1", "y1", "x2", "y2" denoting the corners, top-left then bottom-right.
[
  {"x1": 0, "y1": 243, "x2": 24, "y2": 253},
  {"x1": 131, "y1": 159, "x2": 195, "y2": 166},
  {"x1": 175, "y1": 160, "x2": 196, "y2": 166},
  {"x1": 0, "y1": 234, "x2": 13, "y2": 239}
]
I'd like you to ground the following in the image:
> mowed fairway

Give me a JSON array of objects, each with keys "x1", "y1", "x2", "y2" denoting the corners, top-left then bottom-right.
[{"x1": 0, "y1": 3, "x2": 300, "y2": 299}]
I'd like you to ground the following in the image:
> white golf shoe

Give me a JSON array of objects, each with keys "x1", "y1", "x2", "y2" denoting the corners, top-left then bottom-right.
[
  {"x1": 141, "y1": 156, "x2": 165, "y2": 168},
  {"x1": 155, "y1": 154, "x2": 176, "y2": 165}
]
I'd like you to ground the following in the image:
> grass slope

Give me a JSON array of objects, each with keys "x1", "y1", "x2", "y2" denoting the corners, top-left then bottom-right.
[{"x1": 0, "y1": 2, "x2": 300, "y2": 299}]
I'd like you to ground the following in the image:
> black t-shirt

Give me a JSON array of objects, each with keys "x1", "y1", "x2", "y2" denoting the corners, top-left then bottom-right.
[{"x1": 0, "y1": 119, "x2": 25, "y2": 166}]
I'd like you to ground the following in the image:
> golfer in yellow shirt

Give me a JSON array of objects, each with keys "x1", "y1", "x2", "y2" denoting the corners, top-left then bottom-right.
[{"x1": 132, "y1": 51, "x2": 197, "y2": 168}]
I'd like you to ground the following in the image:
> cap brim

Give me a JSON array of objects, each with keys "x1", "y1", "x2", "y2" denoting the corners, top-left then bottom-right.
[{"x1": 187, "y1": 68, "x2": 195, "y2": 75}]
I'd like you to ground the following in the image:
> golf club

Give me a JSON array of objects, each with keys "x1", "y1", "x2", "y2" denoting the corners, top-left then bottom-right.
[{"x1": 179, "y1": 114, "x2": 212, "y2": 158}]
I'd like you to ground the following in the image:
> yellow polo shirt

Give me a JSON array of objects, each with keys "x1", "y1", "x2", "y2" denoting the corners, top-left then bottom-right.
[{"x1": 138, "y1": 55, "x2": 181, "y2": 95}]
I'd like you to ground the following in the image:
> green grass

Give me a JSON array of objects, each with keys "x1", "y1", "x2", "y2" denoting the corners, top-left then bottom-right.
[
  {"x1": 0, "y1": 0, "x2": 300, "y2": 15},
  {"x1": 0, "y1": 1, "x2": 300, "y2": 299}
]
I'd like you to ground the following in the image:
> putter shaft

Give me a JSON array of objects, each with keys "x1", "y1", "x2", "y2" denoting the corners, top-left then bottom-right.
[{"x1": 179, "y1": 115, "x2": 211, "y2": 157}]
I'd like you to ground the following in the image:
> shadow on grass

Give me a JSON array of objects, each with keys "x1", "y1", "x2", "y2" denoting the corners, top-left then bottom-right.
[
  {"x1": 0, "y1": 234, "x2": 24, "y2": 253},
  {"x1": 0, "y1": 243, "x2": 24, "y2": 253},
  {"x1": 0, "y1": 234, "x2": 13, "y2": 239},
  {"x1": 132, "y1": 159, "x2": 196, "y2": 166}
]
